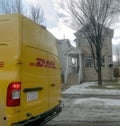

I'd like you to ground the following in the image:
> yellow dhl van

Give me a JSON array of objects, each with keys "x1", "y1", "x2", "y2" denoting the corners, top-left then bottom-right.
[{"x1": 0, "y1": 14, "x2": 62, "y2": 126}]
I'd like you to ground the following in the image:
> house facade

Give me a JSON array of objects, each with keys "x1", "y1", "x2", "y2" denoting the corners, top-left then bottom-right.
[
  {"x1": 74, "y1": 28, "x2": 114, "y2": 81},
  {"x1": 64, "y1": 47, "x2": 83, "y2": 84},
  {"x1": 57, "y1": 39, "x2": 71, "y2": 74},
  {"x1": 57, "y1": 39, "x2": 83, "y2": 84}
]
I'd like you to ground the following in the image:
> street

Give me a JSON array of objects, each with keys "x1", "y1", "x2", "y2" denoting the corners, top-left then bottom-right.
[
  {"x1": 44, "y1": 82, "x2": 120, "y2": 126},
  {"x1": 45, "y1": 96, "x2": 120, "y2": 126},
  {"x1": 45, "y1": 121, "x2": 120, "y2": 126}
]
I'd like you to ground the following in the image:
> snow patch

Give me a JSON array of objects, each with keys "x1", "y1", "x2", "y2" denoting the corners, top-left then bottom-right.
[
  {"x1": 63, "y1": 82, "x2": 120, "y2": 95},
  {"x1": 74, "y1": 98, "x2": 120, "y2": 108}
]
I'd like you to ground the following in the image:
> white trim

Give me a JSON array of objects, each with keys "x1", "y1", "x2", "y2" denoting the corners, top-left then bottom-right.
[{"x1": 64, "y1": 47, "x2": 82, "y2": 55}]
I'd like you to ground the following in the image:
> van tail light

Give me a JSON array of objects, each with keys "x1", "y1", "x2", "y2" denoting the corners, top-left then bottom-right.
[{"x1": 6, "y1": 82, "x2": 21, "y2": 107}]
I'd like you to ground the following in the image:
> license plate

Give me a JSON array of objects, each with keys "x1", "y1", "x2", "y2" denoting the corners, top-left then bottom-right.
[{"x1": 27, "y1": 91, "x2": 38, "y2": 101}]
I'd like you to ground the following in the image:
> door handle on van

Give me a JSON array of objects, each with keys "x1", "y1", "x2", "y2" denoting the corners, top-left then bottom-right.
[
  {"x1": 23, "y1": 87, "x2": 43, "y2": 92},
  {"x1": 51, "y1": 83, "x2": 55, "y2": 87}
]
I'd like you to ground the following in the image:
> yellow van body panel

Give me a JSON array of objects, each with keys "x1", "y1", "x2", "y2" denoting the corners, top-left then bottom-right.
[
  {"x1": 0, "y1": 14, "x2": 61, "y2": 126},
  {"x1": 0, "y1": 14, "x2": 21, "y2": 126}
]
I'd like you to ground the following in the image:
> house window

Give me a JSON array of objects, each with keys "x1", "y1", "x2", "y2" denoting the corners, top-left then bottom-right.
[
  {"x1": 101, "y1": 56, "x2": 105, "y2": 67},
  {"x1": 85, "y1": 56, "x2": 105, "y2": 68},
  {"x1": 85, "y1": 56, "x2": 93, "y2": 67}
]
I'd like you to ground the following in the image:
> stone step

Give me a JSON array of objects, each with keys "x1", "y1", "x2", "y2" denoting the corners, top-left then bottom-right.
[{"x1": 66, "y1": 73, "x2": 78, "y2": 84}]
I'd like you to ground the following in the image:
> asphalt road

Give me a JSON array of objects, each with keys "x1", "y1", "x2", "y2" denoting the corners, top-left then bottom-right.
[
  {"x1": 45, "y1": 121, "x2": 120, "y2": 126},
  {"x1": 62, "y1": 94, "x2": 120, "y2": 99},
  {"x1": 43, "y1": 94, "x2": 120, "y2": 126}
]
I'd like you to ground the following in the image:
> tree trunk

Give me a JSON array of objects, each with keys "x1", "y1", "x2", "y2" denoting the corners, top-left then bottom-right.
[
  {"x1": 97, "y1": 67, "x2": 102, "y2": 86},
  {"x1": 97, "y1": 54, "x2": 102, "y2": 86}
]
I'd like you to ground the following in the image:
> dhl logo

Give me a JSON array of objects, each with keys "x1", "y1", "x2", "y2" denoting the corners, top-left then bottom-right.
[
  {"x1": 29, "y1": 58, "x2": 56, "y2": 69},
  {"x1": 0, "y1": 61, "x2": 4, "y2": 68}
]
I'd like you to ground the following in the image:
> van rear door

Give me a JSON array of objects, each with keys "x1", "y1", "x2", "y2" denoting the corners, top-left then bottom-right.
[
  {"x1": 0, "y1": 15, "x2": 21, "y2": 126},
  {"x1": 20, "y1": 46, "x2": 49, "y2": 120},
  {"x1": 47, "y1": 54, "x2": 61, "y2": 109}
]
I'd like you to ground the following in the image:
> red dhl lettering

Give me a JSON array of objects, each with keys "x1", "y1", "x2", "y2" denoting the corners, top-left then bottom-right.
[
  {"x1": 0, "y1": 61, "x2": 4, "y2": 68},
  {"x1": 29, "y1": 58, "x2": 56, "y2": 69}
]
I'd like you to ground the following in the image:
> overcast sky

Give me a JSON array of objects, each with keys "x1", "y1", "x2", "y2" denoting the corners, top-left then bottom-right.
[
  {"x1": 24, "y1": 0, "x2": 120, "y2": 47},
  {"x1": 24, "y1": 0, "x2": 75, "y2": 43}
]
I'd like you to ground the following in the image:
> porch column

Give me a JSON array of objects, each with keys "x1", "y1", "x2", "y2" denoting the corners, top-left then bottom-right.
[
  {"x1": 78, "y1": 53, "x2": 83, "y2": 83},
  {"x1": 64, "y1": 54, "x2": 69, "y2": 84}
]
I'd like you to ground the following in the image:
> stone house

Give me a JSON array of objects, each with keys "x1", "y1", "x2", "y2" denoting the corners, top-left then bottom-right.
[
  {"x1": 57, "y1": 39, "x2": 71, "y2": 74},
  {"x1": 57, "y1": 27, "x2": 113, "y2": 84},
  {"x1": 64, "y1": 46, "x2": 82, "y2": 84},
  {"x1": 57, "y1": 39, "x2": 72, "y2": 82},
  {"x1": 57, "y1": 39, "x2": 83, "y2": 84},
  {"x1": 74, "y1": 27, "x2": 114, "y2": 81}
]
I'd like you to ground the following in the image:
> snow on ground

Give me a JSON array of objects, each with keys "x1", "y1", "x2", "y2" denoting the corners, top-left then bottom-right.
[
  {"x1": 52, "y1": 82, "x2": 120, "y2": 122},
  {"x1": 73, "y1": 97, "x2": 120, "y2": 122},
  {"x1": 63, "y1": 82, "x2": 120, "y2": 95},
  {"x1": 74, "y1": 98, "x2": 120, "y2": 108},
  {"x1": 54, "y1": 97, "x2": 120, "y2": 122}
]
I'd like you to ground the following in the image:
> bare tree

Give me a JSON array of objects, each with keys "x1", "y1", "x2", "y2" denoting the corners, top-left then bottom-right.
[
  {"x1": 12, "y1": 0, "x2": 23, "y2": 14},
  {"x1": 114, "y1": 0, "x2": 120, "y2": 12},
  {"x1": 0, "y1": 0, "x2": 45, "y2": 25},
  {"x1": 29, "y1": 5, "x2": 45, "y2": 25},
  {"x1": 57, "y1": 0, "x2": 116, "y2": 85},
  {"x1": 0, "y1": 0, "x2": 12, "y2": 14},
  {"x1": 0, "y1": 0, "x2": 23, "y2": 14}
]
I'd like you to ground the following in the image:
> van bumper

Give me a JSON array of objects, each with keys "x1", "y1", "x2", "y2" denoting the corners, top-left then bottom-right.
[{"x1": 12, "y1": 104, "x2": 63, "y2": 126}]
